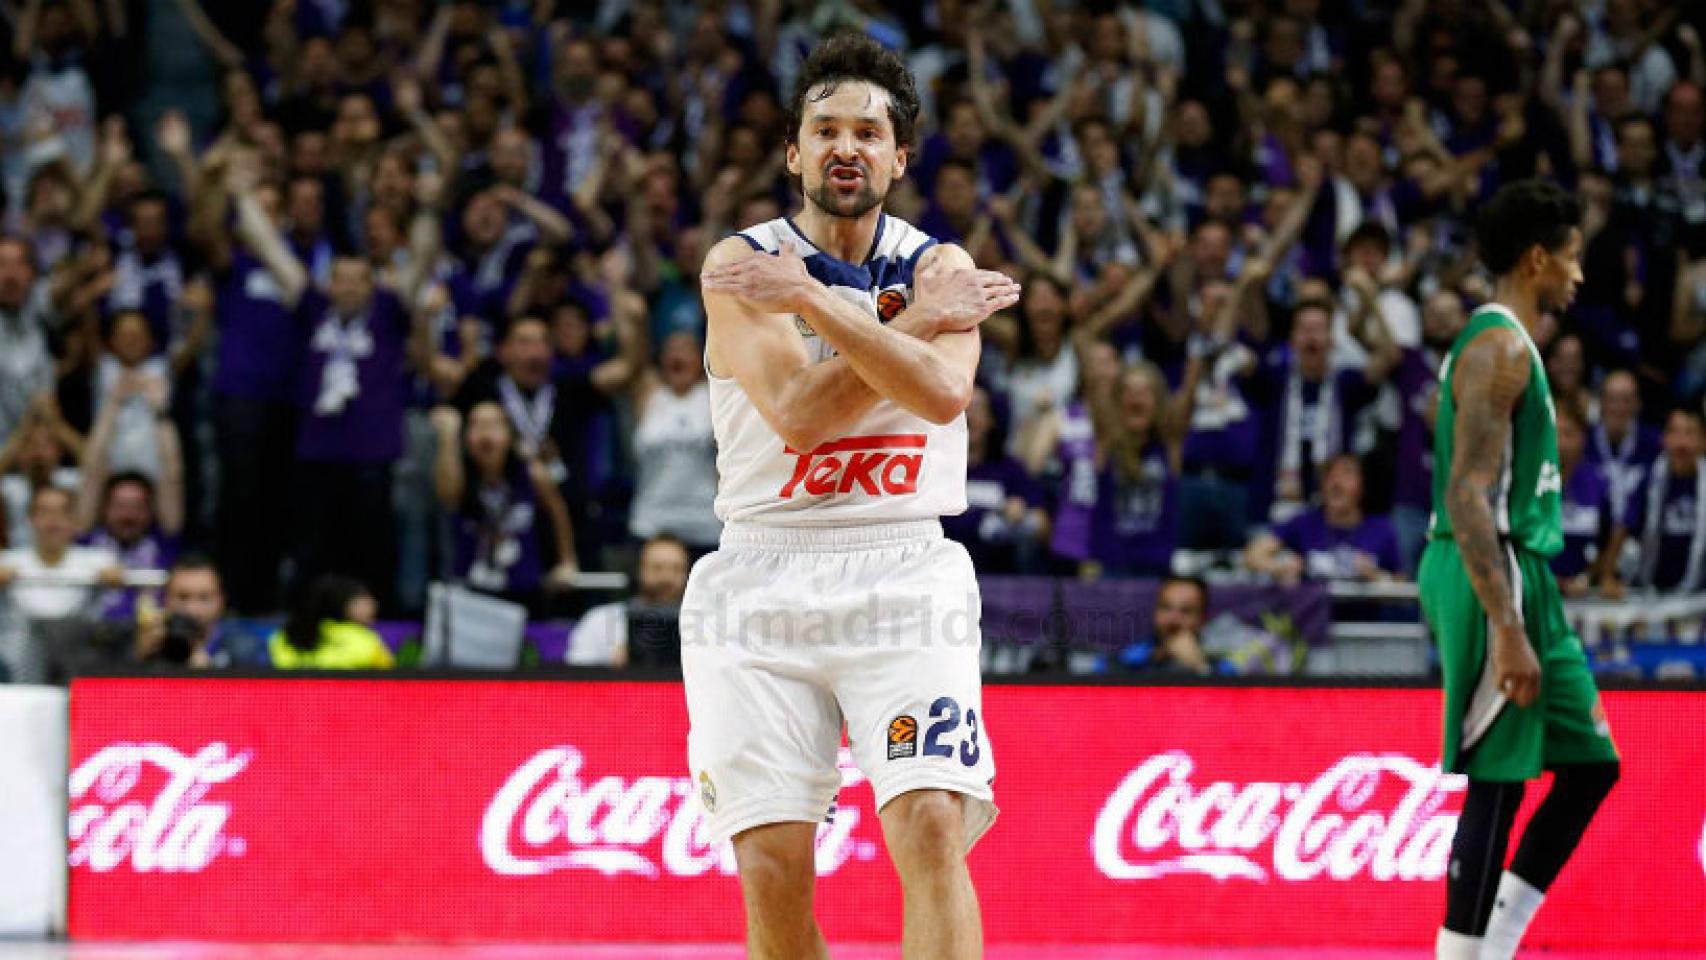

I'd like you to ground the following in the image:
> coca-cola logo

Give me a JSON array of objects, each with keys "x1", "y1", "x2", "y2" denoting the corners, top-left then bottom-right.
[
  {"x1": 1094, "y1": 752, "x2": 1465, "y2": 884},
  {"x1": 481, "y1": 746, "x2": 878, "y2": 879},
  {"x1": 68, "y1": 742, "x2": 250, "y2": 873}
]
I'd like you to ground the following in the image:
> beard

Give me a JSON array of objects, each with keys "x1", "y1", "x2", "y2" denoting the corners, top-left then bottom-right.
[{"x1": 806, "y1": 170, "x2": 885, "y2": 219}]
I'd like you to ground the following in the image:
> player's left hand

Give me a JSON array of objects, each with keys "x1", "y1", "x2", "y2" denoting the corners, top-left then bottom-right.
[{"x1": 700, "y1": 245, "x2": 815, "y2": 314}]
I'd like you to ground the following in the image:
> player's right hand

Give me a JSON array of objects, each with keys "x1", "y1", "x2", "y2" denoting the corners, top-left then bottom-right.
[
  {"x1": 1492, "y1": 622, "x2": 1541, "y2": 709},
  {"x1": 915, "y1": 263, "x2": 1021, "y2": 335}
]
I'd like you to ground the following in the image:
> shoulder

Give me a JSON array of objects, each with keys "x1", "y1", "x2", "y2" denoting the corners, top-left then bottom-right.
[
  {"x1": 706, "y1": 218, "x2": 790, "y2": 270},
  {"x1": 916, "y1": 240, "x2": 972, "y2": 273},
  {"x1": 703, "y1": 234, "x2": 769, "y2": 273},
  {"x1": 1451, "y1": 325, "x2": 1530, "y2": 391}
]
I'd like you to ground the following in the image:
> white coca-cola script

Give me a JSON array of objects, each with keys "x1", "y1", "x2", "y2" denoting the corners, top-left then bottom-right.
[
  {"x1": 69, "y1": 742, "x2": 250, "y2": 873},
  {"x1": 481, "y1": 746, "x2": 877, "y2": 879},
  {"x1": 1094, "y1": 752, "x2": 1467, "y2": 883}
]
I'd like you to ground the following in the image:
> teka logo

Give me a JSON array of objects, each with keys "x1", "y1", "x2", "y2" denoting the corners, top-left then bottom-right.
[
  {"x1": 482, "y1": 746, "x2": 878, "y2": 879},
  {"x1": 68, "y1": 742, "x2": 251, "y2": 873},
  {"x1": 1093, "y1": 752, "x2": 1465, "y2": 884},
  {"x1": 779, "y1": 434, "x2": 925, "y2": 499}
]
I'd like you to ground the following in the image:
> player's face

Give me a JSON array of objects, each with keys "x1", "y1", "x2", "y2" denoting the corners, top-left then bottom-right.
[
  {"x1": 1537, "y1": 227, "x2": 1584, "y2": 311},
  {"x1": 789, "y1": 81, "x2": 907, "y2": 220}
]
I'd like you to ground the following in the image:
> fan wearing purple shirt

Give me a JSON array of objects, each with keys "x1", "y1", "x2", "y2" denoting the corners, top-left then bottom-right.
[
  {"x1": 1088, "y1": 358, "x2": 1202, "y2": 577},
  {"x1": 105, "y1": 191, "x2": 184, "y2": 355},
  {"x1": 942, "y1": 386, "x2": 1048, "y2": 574},
  {"x1": 194, "y1": 170, "x2": 302, "y2": 614},
  {"x1": 1550, "y1": 401, "x2": 1619, "y2": 596},
  {"x1": 1251, "y1": 281, "x2": 1397, "y2": 527},
  {"x1": 431, "y1": 402, "x2": 578, "y2": 613},
  {"x1": 76, "y1": 471, "x2": 180, "y2": 624},
  {"x1": 1244, "y1": 453, "x2": 1403, "y2": 585},
  {"x1": 1390, "y1": 291, "x2": 1467, "y2": 573},
  {"x1": 229, "y1": 160, "x2": 438, "y2": 613},
  {"x1": 1587, "y1": 369, "x2": 1661, "y2": 522},
  {"x1": 1613, "y1": 406, "x2": 1706, "y2": 594}
]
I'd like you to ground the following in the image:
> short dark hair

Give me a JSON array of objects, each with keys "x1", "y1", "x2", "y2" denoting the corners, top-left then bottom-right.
[
  {"x1": 1325, "y1": 451, "x2": 1363, "y2": 478},
  {"x1": 103, "y1": 470, "x2": 156, "y2": 506},
  {"x1": 1344, "y1": 221, "x2": 1391, "y2": 257},
  {"x1": 1157, "y1": 575, "x2": 1209, "y2": 611},
  {"x1": 1476, "y1": 179, "x2": 1582, "y2": 276},
  {"x1": 785, "y1": 32, "x2": 921, "y2": 149},
  {"x1": 640, "y1": 533, "x2": 689, "y2": 562},
  {"x1": 1667, "y1": 403, "x2": 1706, "y2": 432},
  {"x1": 1293, "y1": 295, "x2": 1336, "y2": 321},
  {"x1": 165, "y1": 554, "x2": 222, "y2": 592}
]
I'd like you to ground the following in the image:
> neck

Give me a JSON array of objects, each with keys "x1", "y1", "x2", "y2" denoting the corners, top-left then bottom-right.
[
  {"x1": 1560, "y1": 452, "x2": 1580, "y2": 478},
  {"x1": 1604, "y1": 420, "x2": 1630, "y2": 443},
  {"x1": 1676, "y1": 456, "x2": 1700, "y2": 478},
  {"x1": 1489, "y1": 278, "x2": 1544, "y2": 337},
  {"x1": 1325, "y1": 504, "x2": 1360, "y2": 528},
  {"x1": 477, "y1": 459, "x2": 505, "y2": 483},
  {"x1": 36, "y1": 541, "x2": 66, "y2": 564},
  {"x1": 794, "y1": 201, "x2": 881, "y2": 264}
]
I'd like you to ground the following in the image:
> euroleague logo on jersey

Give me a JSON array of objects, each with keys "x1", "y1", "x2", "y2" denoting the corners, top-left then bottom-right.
[
  {"x1": 876, "y1": 287, "x2": 908, "y2": 321},
  {"x1": 779, "y1": 434, "x2": 926, "y2": 499}
]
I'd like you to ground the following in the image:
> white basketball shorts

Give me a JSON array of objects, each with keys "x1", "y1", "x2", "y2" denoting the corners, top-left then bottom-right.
[{"x1": 681, "y1": 519, "x2": 997, "y2": 849}]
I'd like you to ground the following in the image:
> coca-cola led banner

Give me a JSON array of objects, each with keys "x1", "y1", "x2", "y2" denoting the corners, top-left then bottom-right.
[{"x1": 68, "y1": 679, "x2": 1705, "y2": 948}]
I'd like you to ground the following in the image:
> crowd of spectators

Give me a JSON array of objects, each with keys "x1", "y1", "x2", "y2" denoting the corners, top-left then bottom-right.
[{"x1": 0, "y1": 0, "x2": 1705, "y2": 676}]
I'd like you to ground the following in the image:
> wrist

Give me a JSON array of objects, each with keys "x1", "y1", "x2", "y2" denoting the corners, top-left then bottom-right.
[{"x1": 793, "y1": 280, "x2": 832, "y2": 320}]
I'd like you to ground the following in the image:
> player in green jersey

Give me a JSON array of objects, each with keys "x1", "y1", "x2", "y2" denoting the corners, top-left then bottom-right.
[{"x1": 1421, "y1": 180, "x2": 1620, "y2": 960}]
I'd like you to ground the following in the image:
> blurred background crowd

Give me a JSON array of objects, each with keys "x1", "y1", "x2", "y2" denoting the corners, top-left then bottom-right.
[{"x1": 1, "y1": 0, "x2": 1705, "y2": 678}]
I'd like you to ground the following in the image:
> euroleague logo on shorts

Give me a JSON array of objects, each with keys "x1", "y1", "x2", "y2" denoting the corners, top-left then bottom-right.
[
  {"x1": 876, "y1": 287, "x2": 908, "y2": 321},
  {"x1": 779, "y1": 433, "x2": 926, "y2": 499},
  {"x1": 887, "y1": 715, "x2": 918, "y2": 760}
]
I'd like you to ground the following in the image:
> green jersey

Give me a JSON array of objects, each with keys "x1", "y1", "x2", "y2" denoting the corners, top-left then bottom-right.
[{"x1": 1427, "y1": 303, "x2": 1564, "y2": 558}]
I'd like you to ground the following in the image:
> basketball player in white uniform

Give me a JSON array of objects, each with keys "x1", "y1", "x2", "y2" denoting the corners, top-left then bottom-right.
[{"x1": 690, "y1": 33, "x2": 1021, "y2": 960}]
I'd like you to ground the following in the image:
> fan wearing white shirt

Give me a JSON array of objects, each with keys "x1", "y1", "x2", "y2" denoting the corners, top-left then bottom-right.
[{"x1": 0, "y1": 485, "x2": 123, "y2": 683}]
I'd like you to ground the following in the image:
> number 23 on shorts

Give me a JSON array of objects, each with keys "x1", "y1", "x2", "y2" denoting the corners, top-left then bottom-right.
[{"x1": 887, "y1": 696, "x2": 982, "y2": 766}]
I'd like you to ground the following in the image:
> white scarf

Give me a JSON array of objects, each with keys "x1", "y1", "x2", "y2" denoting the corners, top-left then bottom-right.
[
  {"x1": 310, "y1": 311, "x2": 373, "y2": 416},
  {"x1": 1593, "y1": 422, "x2": 1644, "y2": 521},
  {"x1": 1637, "y1": 455, "x2": 1706, "y2": 592},
  {"x1": 1279, "y1": 361, "x2": 1340, "y2": 500},
  {"x1": 497, "y1": 375, "x2": 555, "y2": 459}
]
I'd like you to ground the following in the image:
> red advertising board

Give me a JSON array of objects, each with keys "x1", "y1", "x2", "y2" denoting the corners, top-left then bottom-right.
[{"x1": 67, "y1": 678, "x2": 1705, "y2": 948}]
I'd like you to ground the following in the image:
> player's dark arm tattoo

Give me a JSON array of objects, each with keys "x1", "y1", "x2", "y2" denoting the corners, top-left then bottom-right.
[{"x1": 1445, "y1": 328, "x2": 1532, "y2": 631}]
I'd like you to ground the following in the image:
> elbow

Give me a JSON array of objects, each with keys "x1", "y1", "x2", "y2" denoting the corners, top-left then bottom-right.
[
  {"x1": 921, "y1": 377, "x2": 974, "y2": 426},
  {"x1": 773, "y1": 412, "x2": 827, "y2": 454}
]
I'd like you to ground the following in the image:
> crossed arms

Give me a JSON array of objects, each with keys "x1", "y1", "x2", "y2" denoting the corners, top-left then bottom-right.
[{"x1": 699, "y1": 239, "x2": 1020, "y2": 452}]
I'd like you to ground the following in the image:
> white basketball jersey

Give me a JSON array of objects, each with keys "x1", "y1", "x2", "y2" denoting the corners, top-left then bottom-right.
[{"x1": 710, "y1": 214, "x2": 968, "y2": 527}]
